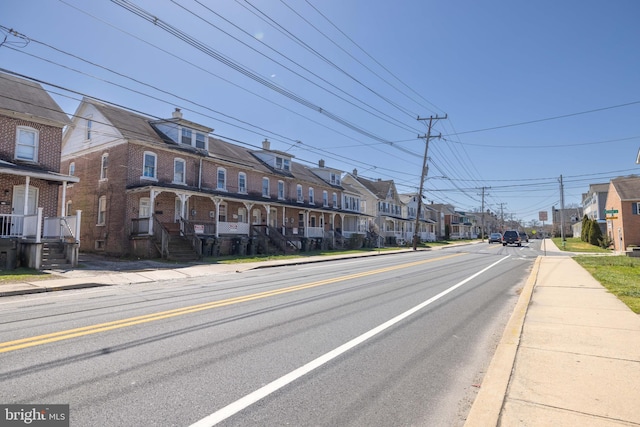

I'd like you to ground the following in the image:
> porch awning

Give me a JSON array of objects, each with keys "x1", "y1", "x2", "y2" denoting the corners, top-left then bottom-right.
[{"x1": 0, "y1": 160, "x2": 79, "y2": 183}]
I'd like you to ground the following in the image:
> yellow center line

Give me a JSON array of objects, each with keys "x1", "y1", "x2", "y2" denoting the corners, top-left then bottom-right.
[{"x1": 0, "y1": 253, "x2": 465, "y2": 353}]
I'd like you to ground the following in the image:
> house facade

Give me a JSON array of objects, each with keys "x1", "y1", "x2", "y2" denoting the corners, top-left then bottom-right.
[
  {"x1": 61, "y1": 99, "x2": 362, "y2": 259},
  {"x1": 0, "y1": 72, "x2": 80, "y2": 269},
  {"x1": 604, "y1": 176, "x2": 640, "y2": 252}
]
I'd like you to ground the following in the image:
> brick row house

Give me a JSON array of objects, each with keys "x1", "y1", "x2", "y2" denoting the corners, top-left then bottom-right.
[
  {"x1": 61, "y1": 99, "x2": 374, "y2": 259},
  {"x1": 0, "y1": 72, "x2": 80, "y2": 269}
]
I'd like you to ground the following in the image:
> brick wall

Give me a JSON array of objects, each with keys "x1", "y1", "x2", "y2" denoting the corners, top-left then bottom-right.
[{"x1": 0, "y1": 115, "x2": 62, "y2": 171}]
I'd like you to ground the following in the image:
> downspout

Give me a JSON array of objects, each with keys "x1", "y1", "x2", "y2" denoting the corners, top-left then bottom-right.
[{"x1": 198, "y1": 157, "x2": 203, "y2": 190}]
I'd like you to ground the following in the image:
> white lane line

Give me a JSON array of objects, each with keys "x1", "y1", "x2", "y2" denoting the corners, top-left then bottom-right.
[{"x1": 190, "y1": 255, "x2": 511, "y2": 427}]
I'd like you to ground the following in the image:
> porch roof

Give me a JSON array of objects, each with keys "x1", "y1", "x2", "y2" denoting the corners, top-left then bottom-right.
[{"x1": 0, "y1": 160, "x2": 79, "y2": 183}]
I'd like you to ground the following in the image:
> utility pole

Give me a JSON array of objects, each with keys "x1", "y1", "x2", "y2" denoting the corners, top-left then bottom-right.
[
  {"x1": 559, "y1": 174, "x2": 566, "y2": 248},
  {"x1": 478, "y1": 187, "x2": 490, "y2": 242},
  {"x1": 413, "y1": 114, "x2": 447, "y2": 250},
  {"x1": 498, "y1": 203, "x2": 506, "y2": 231}
]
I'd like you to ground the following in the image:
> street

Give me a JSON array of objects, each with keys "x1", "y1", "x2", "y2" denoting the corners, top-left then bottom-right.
[{"x1": 0, "y1": 243, "x2": 537, "y2": 426}]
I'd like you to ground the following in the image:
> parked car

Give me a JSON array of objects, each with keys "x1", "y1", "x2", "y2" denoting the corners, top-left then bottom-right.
[
  {"x1": 488, "y1": 232, "x2": 502, "y2": 243},
  {"x1": 502, "y1": 230, "x2": 522, "y2": 246},
  {"x1": 519, "y1": 232, "x2": 529, "y2": 243}
]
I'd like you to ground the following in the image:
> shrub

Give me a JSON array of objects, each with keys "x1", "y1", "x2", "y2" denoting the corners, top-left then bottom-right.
[{"x1": 588, "y1": 218, "x2": 602, "y2": 246}]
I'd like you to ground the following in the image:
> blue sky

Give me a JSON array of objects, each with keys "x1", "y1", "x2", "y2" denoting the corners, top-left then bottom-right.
[{"x1": 2, "y1": 0, "x2": 639, "y2": 225}]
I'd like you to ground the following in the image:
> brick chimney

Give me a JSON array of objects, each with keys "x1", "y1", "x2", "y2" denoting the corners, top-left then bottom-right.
[
  {"x1": 262, "y1": 138, "x2": 270, "y2": 150},
  {"x1": 172, "y1": 108, "x2": 183, "y2": 119}
]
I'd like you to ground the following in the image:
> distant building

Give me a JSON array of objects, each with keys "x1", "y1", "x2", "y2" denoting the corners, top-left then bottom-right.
[
  {"x1": 604, "y1": 176, "x2": 640, "y2": 252},
  {"x1": 552, "y1": 205, "x2": 583, "y2": 238}
]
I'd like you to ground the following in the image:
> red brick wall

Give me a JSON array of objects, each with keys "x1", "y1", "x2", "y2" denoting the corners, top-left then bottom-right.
[{"x1": 0, "y1": 115, "x2": 62, "y2": 171}]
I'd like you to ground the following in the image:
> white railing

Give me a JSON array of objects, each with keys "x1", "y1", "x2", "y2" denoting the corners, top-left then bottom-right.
[
  {"x1": 307, "y1": 226, "x2": 324, "y2": 238},
  {"x1": 217, "y1": 222, "x2": 250, "y2": 235},
  {"x1": 0, "y1": 210, "x2": 81, "y2": 242},
  {"x1": 0, "y1": 214, "x2": 25, "y2": 238},
  {"x1": 43, "y1": 215, "x2": 77, "y2": 239}
]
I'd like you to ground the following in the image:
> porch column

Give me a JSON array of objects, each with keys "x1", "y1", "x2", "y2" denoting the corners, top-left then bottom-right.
[
  {"x1": 282, "y1": 206, "x2": 286, "y2": 235},
  {"x1": 339, "y1": 213, "x2": 346, "y2": 233},
  {"x1": 213, "y1": 198, "x2": 222, "y2": 238},
  {"x1": 75, "y1": 210, "x2": 82, "y2": 243},
  {"x1": 304, "y1": 210, "x2": 309, "y2": 237},
  {"x1": 243, "y1": 202, "x2": 254, "y2": 237},
  {"x1": 35, "y1": 207, "x2": 42, "y2": 243},
  {"x1": 179, "y1": 193, "x2": 190, "y2": 219},
  {"x1": 264, "y1": 204, "x2": 270, "y2": 235},
  {"x1": 149, "y1": 189, "x2": 160, "y2": 235},
  {"x1": 23, "y1": 176, "x2": 30, "y2": 217},
  {"x1": 60, "y1": 181, "x2": 67, "y2": 217}
]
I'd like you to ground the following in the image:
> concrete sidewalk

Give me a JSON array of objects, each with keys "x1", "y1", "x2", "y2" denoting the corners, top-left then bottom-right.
[{"x1": 465, "y1": 240, "x2": 640, "y2": 426}]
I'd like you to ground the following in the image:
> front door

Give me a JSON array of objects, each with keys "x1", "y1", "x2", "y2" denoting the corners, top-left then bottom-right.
[{"x1": 12, "y1": 185, "x2": 38, "y2": 235}]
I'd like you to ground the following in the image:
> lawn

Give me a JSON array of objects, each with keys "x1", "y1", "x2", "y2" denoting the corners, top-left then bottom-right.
[
  {"x1": 574, "y1": 255, "x2": 640, "y2": 314},
  {"x1": 552, "y1": 237, "x2": 611, "y2": 253},
  {"x1": 0, "y1": 267, "x2": 50, "y2": 284}
]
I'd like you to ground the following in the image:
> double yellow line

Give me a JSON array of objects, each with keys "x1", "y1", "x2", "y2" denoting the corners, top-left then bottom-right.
[{"x1": 0, "y1": 253, "x2": 464, "y2": 353}]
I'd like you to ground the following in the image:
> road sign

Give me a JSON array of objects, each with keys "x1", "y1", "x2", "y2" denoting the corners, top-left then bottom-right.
[
  {"x1": 538, "y1": 211, "x2": 548, "y2": 221},
  {"x1": 604, "y1": 209, "x2": 619, "y2": 214},
  {"x1": 606, "y1": 216, "x2": 618, "y2": 220}
]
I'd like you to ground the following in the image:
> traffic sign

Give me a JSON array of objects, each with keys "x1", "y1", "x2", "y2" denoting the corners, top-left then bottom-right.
[
  {"x1": 606, "y1": 216, "x2": 618, "y2": 220},
  {"x1": 604, "y1": 209, "x2": 619, "y2": 214}
]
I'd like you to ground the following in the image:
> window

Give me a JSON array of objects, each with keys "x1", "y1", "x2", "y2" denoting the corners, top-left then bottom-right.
[
  {"x1": 332, "y1": 192, "x2": 338, "y2": 208},
  {"x1": 284, "y1": 159, "x2": 290, "y2": 171},
  {"x1": 262, "y1": 177, "x2": 270, "y2": 197},
  {"x1": 218, "y1": 204, "x2": 227, "y2": 222},
  {"x1": 139, "y1": 197, "x2": 150, "y2": 218},
  {"x1": 100, "y1": 153, "x2": 108, "y2": 180},
  {"x1": 66, "y1": 200, "x2": 72, "y2": 216},
  {"x1": 16, "y1": 126, "x2": 38, "y2": 161},
  {"x1": 69, "y1": 162, "x2": 75, "y2": 176},
  {"x1": 278, "y1": 181, "x2": 285, "y2": 199},
  {"x1": 275, "y1": 157, "x2": 291, "y2": 171},
  {"x1": 330, "y1": 172, "x2": 340, "y2": 185},
  {"x1": 217, "y1": 168, "x2": 227, "y2": 190},
  {"x1": 98, "y1": 196, "x2": 107, "y2": 225},
  {"x1": 142, "y1": 152, "x2": 157, "y2": 179},
  {"x1": 195, "y1": 132, "x2": 206, "y2": 149},
  {"x1": 86, "y1": 117, "x2": 93, "y2": 140},
  {"x1": 238, "y1": 207, "x2": 247, "y2": 223},
  {"x1": 238, "y1": 173, "x2": 247, "y2": 193},
  {"x1": 309, "y1": 188, "x2": 314, "y2": 204},
  {"x1": 323, "y1": 191, "x2": 328, "y2": 207},
  {"x1": 633, "y1": 203, "x2": 640, "y2": 215},
  {"x1": 181, "y1": 128, "x2": 192, "y2": 145},
  {"x1": 173, "y1": 159, "x2": 185, "y2": 184},
  {"x1": 296, "y1": 185, "x2": 303, "y2": 203}
]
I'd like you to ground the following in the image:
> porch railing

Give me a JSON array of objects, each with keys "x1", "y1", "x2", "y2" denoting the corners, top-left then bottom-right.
[{"x1": 0, "y1": 210, "x2": 81, "y2": 242}]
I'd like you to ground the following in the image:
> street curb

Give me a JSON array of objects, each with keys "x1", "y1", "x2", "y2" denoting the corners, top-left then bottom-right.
[
  {"x1": 464, "y1": 255, "x2": 541, "y2": 426},
  {"x1": 0, "y1": 282, "x2": 110, "y2": 297}
]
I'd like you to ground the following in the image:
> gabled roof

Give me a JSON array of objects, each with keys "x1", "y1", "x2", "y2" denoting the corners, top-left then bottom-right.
[
  {"x1": 353, "y1": 176, "x2": 395, "y2": 199},
  {"x1": 86, "y1": 98, "x2": 166, "y2": 144},
  {"x1": 0, "y1": 72, "x2": 71, "y2": 126},
  {"x1": 610, "y1": 175, "x2": 640, "y2": 201}
]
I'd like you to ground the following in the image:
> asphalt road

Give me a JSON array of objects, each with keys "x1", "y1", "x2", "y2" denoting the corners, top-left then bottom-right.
[{"x1": 0, "y1": 243, "x2": 538, "y2": 426}]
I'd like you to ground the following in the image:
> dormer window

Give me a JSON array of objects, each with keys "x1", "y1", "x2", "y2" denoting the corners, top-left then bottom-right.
[
  {"x1": 180, "y1": 127, "x2": 208, "y2": 150},
  {"x1": 181, "y1": 128, "x2": 192, "y2": 145},
  {"x1": 330, "y1": 172, "x2": 340, "y2": 185},
  {"x1": 276, "y1": 156, "x2": 290, "y2": 171}
]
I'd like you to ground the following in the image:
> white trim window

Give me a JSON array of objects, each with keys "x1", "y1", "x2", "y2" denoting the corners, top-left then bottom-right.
[
  {"x1": 69, "y1": 162, "x2": 75, "y2": 176},
  {"x1": 238, "y1": 207, "x2": 247, "y2": 223},
  {"x1": 632, "y1": 202, "x2": 640, "y2": 215},
  {"x1": 139, "y1": 197, "x2": 151, "y2": 218},
  {"x1": 262, "y1": 177, "x2": 270, "y2": 198},
  {"x1": 97, "y1": 195, "x2": 107, "y2": 225},
  {"x1": 15, "y1": 126, "x2": 38, "y2": 162},
  {"x1": 309, "y1": 188, "x2": 314, "y2": 204},
  {"x1": 323, "y1": 191, "x2": 328, "y2": 207},
  {"x1": 142, "y1": 151, "x2": 157, "y2": 180},
  {"x1": 86, "y1": 116, "x2": 93, "y2": 140},
  {"x1": 278, "y1": 180, "x2": 285, "y2": 200},
  {"x1": 332, "y1": 192, "x2": 338, "y2": 208},
  {"x1": 100, "y1": 153, "x2": 108, "y2": 180},
  {"x1": 238, "y1": 172, "x2": 247, "y2": 194},
  {"x1": 297, "y1": 184, "x2": 303, "y2": 203},
  {"x1": 173, "y1": 158, "x2": 186, "y2": 184},
  {"x1": 181, "y1": 128, "x2": 192, "y2": 145},
  {"x1": 218, "y1": 203, "x2": 227, "y2": 222},
  {"x1": 217, "y1": 167, "x2": 227, "y2": 191}
]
